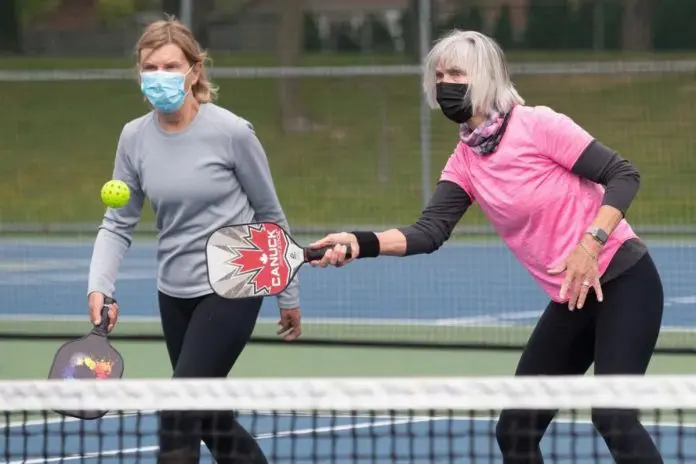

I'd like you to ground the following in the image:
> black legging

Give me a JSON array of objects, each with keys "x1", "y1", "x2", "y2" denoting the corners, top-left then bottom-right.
[
  {"x1": 155, "y1": 291, "x2": 267, "y2": 464},
  {"x1": 495, "y1": 253, "x2": 664, "y2": 463}
]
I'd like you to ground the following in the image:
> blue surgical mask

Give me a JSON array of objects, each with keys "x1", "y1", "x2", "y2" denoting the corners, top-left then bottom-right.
[{"x1": 139, "y1": 68, "x2": 191, "y2": 113}]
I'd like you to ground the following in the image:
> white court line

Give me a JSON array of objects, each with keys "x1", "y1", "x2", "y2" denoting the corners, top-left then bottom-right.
[
  {"x1": 0, "y1": 314, "x2": 162, "y2": 323},
  {"x1": 0, "y1": 258, "x2": 153, "y2": 272},
  {"x1": 0, "y1": 314, "x2": 526, "y2": 328},
  {"x1": 435, "y1": 311, "x2": 545, "y2": 326},
  {"x1": 5, "y1": 408, "x2": 695, "y2": 431},
  {"x1": 0, "y1": 272, "x2": 156, "y2": 285},
  {"x1": 666, "y1": 296, "x2": 696, "y2": 306},
  {"x1": 1, "y1": 313, "x2": 695, "y2": 332}
]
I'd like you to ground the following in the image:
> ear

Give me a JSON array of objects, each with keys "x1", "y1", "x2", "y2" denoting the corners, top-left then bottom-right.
[{"x1": 190, "y1": 62, "x2": 202, "y2": 86}]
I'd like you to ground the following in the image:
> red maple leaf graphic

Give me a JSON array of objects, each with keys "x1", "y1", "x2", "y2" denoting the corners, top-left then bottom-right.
[{"x1": 227, "y1": 224, "x2": 291, "y2": 295}]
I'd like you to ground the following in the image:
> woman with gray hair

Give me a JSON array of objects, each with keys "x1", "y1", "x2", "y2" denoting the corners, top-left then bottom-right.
[{"x1": 308, "y1": 30, "x2": 664, "y2": 463}]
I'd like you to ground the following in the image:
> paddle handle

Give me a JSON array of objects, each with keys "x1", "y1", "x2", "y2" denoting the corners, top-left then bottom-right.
[
  {"x1": 93, "y1": 297, "x2": 116, "y2": 336},
  {"x1": 304, "y1": 245, "x2": 352, "y2": 262}
]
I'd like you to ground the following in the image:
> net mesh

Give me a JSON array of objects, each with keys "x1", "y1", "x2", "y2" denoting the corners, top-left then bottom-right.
[{"x1": 2, "y1": 375, "x2": 696, "y2": 463}]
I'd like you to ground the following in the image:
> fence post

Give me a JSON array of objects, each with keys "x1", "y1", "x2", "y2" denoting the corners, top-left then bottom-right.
[
  {"x1": 418, "y1": 0, "x2": 433, "y2": 209},
  {"x1": 180, "y1": 0, "x2": 193, "y2": 30}
]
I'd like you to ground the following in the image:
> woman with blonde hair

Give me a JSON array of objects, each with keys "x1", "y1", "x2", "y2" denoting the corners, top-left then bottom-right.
[
  {"x1": 86, "y1": 17, "x2": 296, "y2": 463},
  {"x1": 308, "y1": 30, "x2": 664, "y2": 463}
]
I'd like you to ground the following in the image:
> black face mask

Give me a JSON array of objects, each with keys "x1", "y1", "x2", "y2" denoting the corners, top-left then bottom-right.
[{"x1": 436, "y1": 83, "x2": 473, "y2": 124}]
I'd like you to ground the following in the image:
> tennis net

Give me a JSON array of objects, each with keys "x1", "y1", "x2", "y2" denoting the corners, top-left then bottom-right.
[{"x1": 2, "y1": 375, "x2": 696, "y2": 463}]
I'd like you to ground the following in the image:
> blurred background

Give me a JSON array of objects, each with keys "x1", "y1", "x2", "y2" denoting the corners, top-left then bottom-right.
[{"x1": 1, "y1": 0, "x2": 695, "y2": 380}]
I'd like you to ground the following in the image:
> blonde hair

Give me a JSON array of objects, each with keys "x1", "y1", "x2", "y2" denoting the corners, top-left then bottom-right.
[
  {"x1": 423, "y1": 30, "x2": 524, "y2": 115},
  {"x1": 136, "y1": 17, "x2": 218, "y2": 103}
]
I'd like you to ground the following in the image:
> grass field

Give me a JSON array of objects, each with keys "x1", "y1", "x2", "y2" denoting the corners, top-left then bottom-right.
[
  {"x1": 2, "y1": 52, "x2": 695, "y2": 227},
  {"x1": 2, "y1": 51, "x2": 696, "y2": 69}
]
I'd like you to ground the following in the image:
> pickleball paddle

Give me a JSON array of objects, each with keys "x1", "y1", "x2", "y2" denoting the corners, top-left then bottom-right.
[
  {"x1": 47, "y1": 297, "x2": 124, "y2": 420},
  {"x1": 205, "y1": 222, "x2": 352, "y2": 300}
]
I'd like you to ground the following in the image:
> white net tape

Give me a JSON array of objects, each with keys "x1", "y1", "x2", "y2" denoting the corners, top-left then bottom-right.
[{"x1": 2, "y1": 375, "x2": 696, "y2": 413}]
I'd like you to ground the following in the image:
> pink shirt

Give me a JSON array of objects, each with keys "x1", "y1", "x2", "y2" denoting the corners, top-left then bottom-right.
[{"x1": 440, "y1": 105, "x2": 637, "y2": 303}]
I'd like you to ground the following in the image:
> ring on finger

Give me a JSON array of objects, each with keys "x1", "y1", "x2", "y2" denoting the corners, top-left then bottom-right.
[{"x1": 581, "y1": 280, "x2": 591, "y2": 287}]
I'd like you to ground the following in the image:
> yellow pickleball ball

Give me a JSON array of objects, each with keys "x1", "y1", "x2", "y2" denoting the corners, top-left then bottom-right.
[{"x1": 100, "y1": 180, "x2": 131, "y2": 208}]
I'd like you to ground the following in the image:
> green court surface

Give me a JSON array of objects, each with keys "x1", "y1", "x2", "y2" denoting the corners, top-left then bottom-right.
[
  {"x1": 3, "y1": 317, "x2": 696, "y2": 356},
  {"x1": 1, "y1": 338, "x2": 694, "y2": 380}
]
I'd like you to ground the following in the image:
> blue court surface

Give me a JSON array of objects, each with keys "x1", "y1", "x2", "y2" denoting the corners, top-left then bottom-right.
[
  {"x1": 0, "y1": 239, "x2": 695, "y2": 332},
  {"x1": 3, "y1": 412, "x2": 695, "y2": 463},
  {"x1": 1, "y1": 238, "x2": 696, "y2": 462}
]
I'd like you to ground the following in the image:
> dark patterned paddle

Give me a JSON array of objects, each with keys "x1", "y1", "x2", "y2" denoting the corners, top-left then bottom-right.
[{"x1": 47, "y1": 297, "x2": 124, "y2": 420}]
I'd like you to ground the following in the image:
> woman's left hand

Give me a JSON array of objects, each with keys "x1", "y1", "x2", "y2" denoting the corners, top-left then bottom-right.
[
  {"x1": 547, "y1": 240, "x2": 604, "y2": 310},
  {"x1": 277, "y1": 307, "x2": 302, "y2": 341}
]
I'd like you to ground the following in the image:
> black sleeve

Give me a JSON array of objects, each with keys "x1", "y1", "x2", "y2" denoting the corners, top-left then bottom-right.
[
  {"x1": 571, "y1": 140, "x2": 640, "y2": 216},
  {"x1": 397, "y1": 181, "x2": 472, "y2": 256}
]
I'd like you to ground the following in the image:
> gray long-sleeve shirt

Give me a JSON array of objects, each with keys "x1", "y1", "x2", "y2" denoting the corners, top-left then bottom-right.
[{"x1": 88, "y1": 103, "x2": 300, "y2": 308}]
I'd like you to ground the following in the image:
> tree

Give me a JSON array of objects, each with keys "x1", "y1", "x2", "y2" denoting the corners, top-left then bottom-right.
[
  {"x1": 161, "y1": 0, "x2": 180, "y2": 17},
  {"x1": 368, "y1": 14, "x2": 395, "y2": 53},
  {"x1": 303, "y1": 12, "x2": 321, "y2": 52},
  {"x1": 21, "y1": 0, "x2": 62, "y2": 23},
  {"x1": 161, "y1": 0, "x2": 213, "y2": 47},
  {"x1": 438, "y1": 5, "x2": 484, "y2": 36},
  {"x1": 276, "y1": 0, "x2": 311, "y2": 133},
  {"x1": 493, "y1": 5, "x2": 514, "y2": 48},
  {"x1": 0, "y1": 0, "x2": 137, "y2": 54},
  {"x1": 565, "y1": 0, "x2": 595, "y2": 50},
  {"x1": 526, "y1": 0, "x2": 572, "y2": 49},
  {"x1": 98, "y1": 0, "x2": 137, "y2": 18},
  {"x1": 400, "y1": 0, "x2": 418, "y2": 59},
  {"x1": 621, "y1": 0, "x2": 652, "y2": 51},
  {"x1": 652, "y1": 0, "x2": 696, "y2": 50},
  {"x1": 334, "y1": 20, "x2": 360, "y2": 52},
  {"x1": 0, "y1": 0, "x2": 21, "y2": 53},
  {"x1": 2, "y1": 0, "x2": 64, "y2": 54},
  {"x1": 192, "y1": 0, "x2": 214, "y2": 49},
  {"x1": 401, "y1": 0, "x2": 436, "y2": 61},
  {"x1": 594, "y1": 0, "x2": 623, "y2": 51}
]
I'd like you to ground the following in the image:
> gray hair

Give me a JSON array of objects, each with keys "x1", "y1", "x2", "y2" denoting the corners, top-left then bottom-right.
[{"x1": 422, "y1": 30, "x2": 525, "y2": 115}]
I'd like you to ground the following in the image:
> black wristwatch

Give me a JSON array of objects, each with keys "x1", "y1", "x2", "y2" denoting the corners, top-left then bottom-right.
[{"x1": 586, "y1": 226, "x2": 608, "y2": 245}]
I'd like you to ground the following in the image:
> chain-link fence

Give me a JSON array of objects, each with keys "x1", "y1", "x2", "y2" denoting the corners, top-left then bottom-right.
[
  {"x1": 2, "y1": 63, "x2": 696, "y2": 233},
  {"x1": 2, "y1": 0, "x2": 696, "y2": 233},
  {"x1": 1, "y1": 0, "x2": 696, "y2": 353}
]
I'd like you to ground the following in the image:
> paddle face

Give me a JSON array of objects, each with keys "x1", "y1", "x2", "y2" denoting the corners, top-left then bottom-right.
[
  {"x1": 206, "y1": 222, "x2": 305, "y2": 299},
  {"x1": 48, "y1": 300, "x2": 124, "y2": 420}
]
